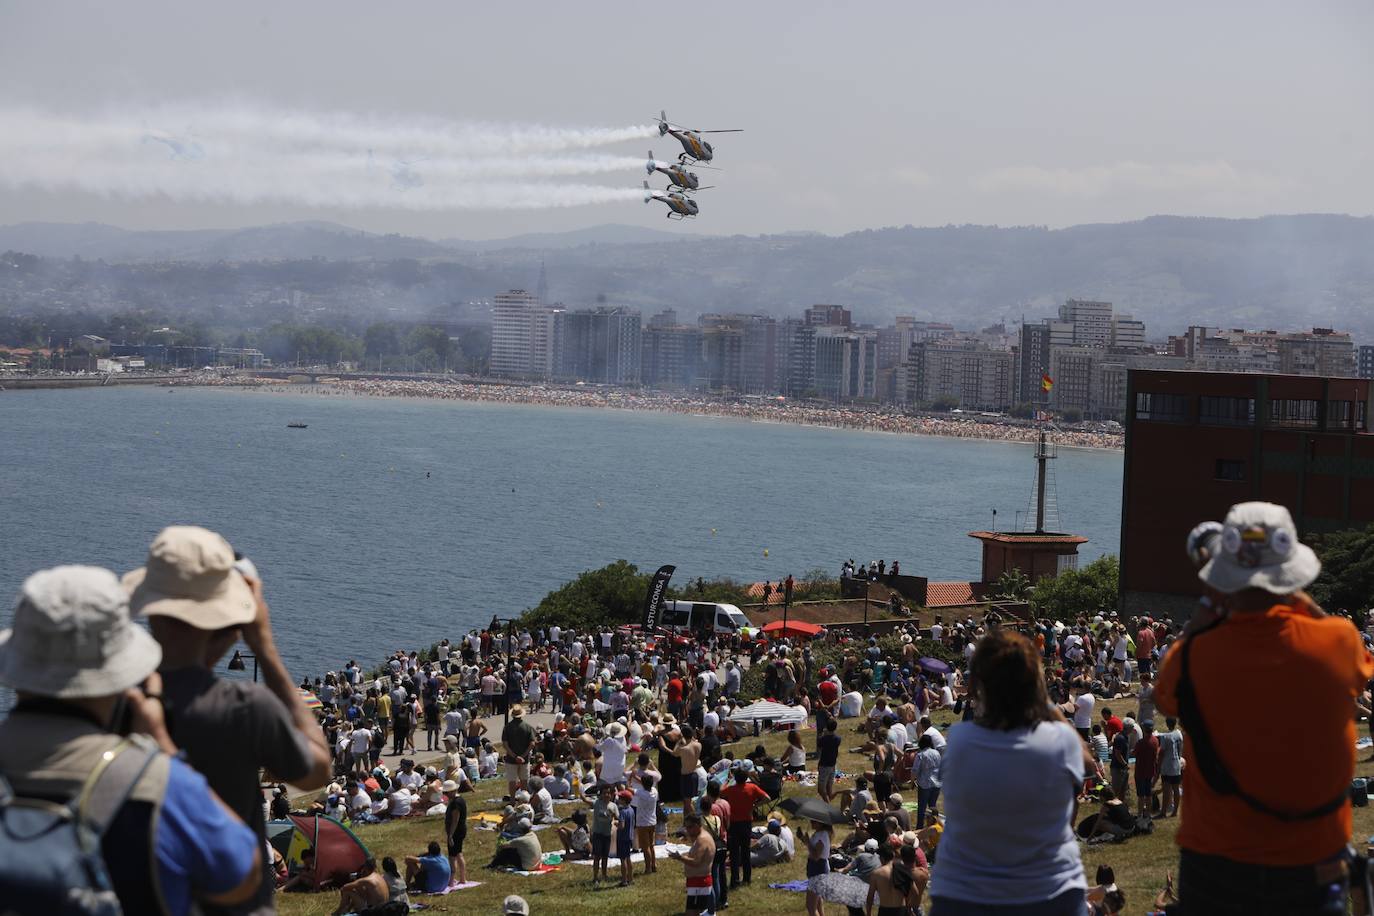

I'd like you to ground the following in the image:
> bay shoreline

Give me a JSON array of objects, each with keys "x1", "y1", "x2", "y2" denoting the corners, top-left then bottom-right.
[{"x1": 186, "y1": 375, "x2": 1125, "y2": 452}]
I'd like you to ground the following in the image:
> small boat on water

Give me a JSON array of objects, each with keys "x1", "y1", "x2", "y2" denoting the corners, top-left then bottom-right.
[{"x1": 287, "y1": 422, "x2": 308, "y2": 429}]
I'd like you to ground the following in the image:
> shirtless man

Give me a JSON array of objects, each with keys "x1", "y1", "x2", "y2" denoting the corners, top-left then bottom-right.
[
  {"x1": 331, "y1": 858, "x2": 388, "y2": 915},
  {"x1": 668, "y1": 813, "x2": 716, "y2": 916},
  {"x1": 662, "y1": 724, "x2": 703, "y2": 801},
  {"x1": 865, "y1": 845, "x2": 928, "y2": 916},
  {"x1": 464, "y1": 713, "x2": 488, "y2": 750}
]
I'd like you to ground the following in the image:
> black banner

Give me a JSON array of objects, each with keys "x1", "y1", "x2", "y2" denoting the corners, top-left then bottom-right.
[{"x1": 642, "y1": 564, "x2": 676, "y2": 630}]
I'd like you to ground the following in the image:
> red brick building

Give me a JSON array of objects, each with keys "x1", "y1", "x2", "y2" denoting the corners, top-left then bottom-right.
[{"x1": 1120, "y1": 369, "x2": 1374, "y2": 617}]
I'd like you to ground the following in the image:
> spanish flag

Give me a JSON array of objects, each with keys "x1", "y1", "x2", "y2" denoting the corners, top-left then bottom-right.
[{"x1": 1041, "y1": 373, "x2": 1054, "y2": 392}]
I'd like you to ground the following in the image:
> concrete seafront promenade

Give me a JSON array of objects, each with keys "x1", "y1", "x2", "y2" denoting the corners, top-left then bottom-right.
[
  {"x1": 198, "y1": 372, "x2": 1126, "y2": 451},
  {"x1": 0, "y1": 372, "x2": 184, "y2": 390}
]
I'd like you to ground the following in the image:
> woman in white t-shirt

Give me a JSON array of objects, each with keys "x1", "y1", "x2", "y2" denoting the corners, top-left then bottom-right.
[
  {"x1": 598, "y1": 725, "x2": 629, "y2": 786},
  {"x1": 932, "y1": 629, "x2": 1093, "y2": 916}
]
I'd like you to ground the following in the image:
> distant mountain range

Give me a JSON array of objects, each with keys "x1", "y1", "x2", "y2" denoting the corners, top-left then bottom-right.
[{"x1": 1, "y1": 215, "x2": 1372, "y2": 338}]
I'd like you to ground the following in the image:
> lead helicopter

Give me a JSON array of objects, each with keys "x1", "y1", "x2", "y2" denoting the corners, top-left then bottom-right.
[
  {"x1": 655, "y1": 110, "x2": 742, "y2": 164},
  {"x1": 645, "y1": 151, "x2": 716, "y2": 193},
  {"x1": 643, "y1": 180, "x2": 698, "y2": 220}
]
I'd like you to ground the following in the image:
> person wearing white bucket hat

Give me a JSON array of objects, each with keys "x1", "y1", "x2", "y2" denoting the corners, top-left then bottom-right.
[
  {"x1": 0, "y1": 565, "x2": 263, "y2": 915},
  {"x1": 1156, "y1": 502, "x2": 1374, "y2": 914},
  {"x1": 131, "y1": 525, "x2": 331, "y2": 916}
]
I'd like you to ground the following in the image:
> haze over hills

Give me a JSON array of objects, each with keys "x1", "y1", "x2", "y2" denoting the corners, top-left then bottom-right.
[{"x1": 1, "y1": 214, "x2": 1371, "y2": 338}]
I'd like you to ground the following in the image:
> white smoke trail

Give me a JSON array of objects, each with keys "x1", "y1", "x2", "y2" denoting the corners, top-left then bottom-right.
[{"x1": 0, "y1": 104, "x2": 660, "y2": 210}]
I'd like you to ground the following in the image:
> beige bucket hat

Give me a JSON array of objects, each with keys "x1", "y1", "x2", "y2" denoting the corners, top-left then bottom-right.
[
  {"x1": 123, "y1": 526, "x2": 256, "y2": 629},
  {"x1": 0, "y1": 566, "x2": 162, "y2": 698}
]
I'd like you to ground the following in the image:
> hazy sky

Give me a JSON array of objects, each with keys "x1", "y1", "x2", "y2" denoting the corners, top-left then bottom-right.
[{"x1": 1, "y1": 1, "x2": 1371, "y2": 239}]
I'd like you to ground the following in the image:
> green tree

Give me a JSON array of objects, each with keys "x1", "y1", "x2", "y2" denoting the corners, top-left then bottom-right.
[
  {"x1": 1059, "y1": 406, "x2": 1084, "y2": 424},
  {"x1": 363, "y1": 322, "x2": 401, "y2": 360},
  {"x1": 1309, "y1": 524, "x2": 1374, "y2": 614},
  {"x1": 993, "y1": 567, "x2": 1033, "y2": 601},
  {"x1": 1009, "y1": 402, "x2": 1036, "y2": 420},
  {"x1": 517, "y1": 560, "x2": 651, "y2": 630},
  {"x1": 406, "y1": 326, "x2": 454, "y2": 368},
  {"x1": 1030, "y1": 554, "x2": 1119, "y2": 621}
]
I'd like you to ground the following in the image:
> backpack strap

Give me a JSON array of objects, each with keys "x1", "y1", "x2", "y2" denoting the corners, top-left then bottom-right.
[
  {"x1": 73, "y1": 737, "x2": 163, "y2": 835},
  {"x1": 1178, "y1": 624, "x2": 1350, "y2": 822}
]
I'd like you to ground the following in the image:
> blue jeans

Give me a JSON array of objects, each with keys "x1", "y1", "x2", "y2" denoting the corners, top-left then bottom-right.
[
  {"x1": 930, "y1": 888, "x2": 1085, "y2": 916},
  {"x1": 917, "y1": 785, "x2": 941, "y2": 828}
]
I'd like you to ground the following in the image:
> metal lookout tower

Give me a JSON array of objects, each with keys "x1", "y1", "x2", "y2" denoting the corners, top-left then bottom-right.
[{"x1": 1024, "y1": 430, "x2": 1061, "y2": 534}]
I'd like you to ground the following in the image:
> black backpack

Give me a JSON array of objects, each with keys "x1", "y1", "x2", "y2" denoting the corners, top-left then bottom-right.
[
  {"x1": 1177, "y1": 623, "x2": 1349, "y2": 822},
  {"x1": 0, "y1": 736, "x2": 162, "y2": 915}
]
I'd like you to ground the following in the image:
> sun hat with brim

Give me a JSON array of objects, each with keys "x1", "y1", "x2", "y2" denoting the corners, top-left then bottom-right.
[
  {"x1": 0, "y1": 566, "x2": 162, "y2": 698},
  {"x1": 123, "y1": 526, "x2": 256, "y2": 629},
  {"x1": 1198, "y1": 502, "x2": 1321, "y2": 595}
]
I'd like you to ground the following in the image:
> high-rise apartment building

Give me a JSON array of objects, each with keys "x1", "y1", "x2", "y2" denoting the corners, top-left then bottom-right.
[
  {"x1": 491, "y1": 289, "x2": 563, "y2": 378},
  {"x1": 699, "y1": 317, "x2": 746, "y2": 392},
  {"x1": 1048, "y1": 346, "x2": 1100, "y2": 415},
  {"x1": 1360, "y1": 345, "x2": 1374, "y2": 380},
  {"x1": 804, "y1": 304, "x2": 852, "y2": 328},
  {"x1": 778, "y1": 319, "x2": 816, "y2": 396},
  {"x1": 1277, "y1": 328, "x2": 1357, "y2": 377},
  {"x1": 1017, "y1": 322, "x2": 1052, "y2": 407},
  {"x1": 1110, "y1": 316, "x2": 1147, "y2": 349},
  {"x1": 1059, "y1": 299, "x2": 1115, "y2": 347},
  {"x1": 741, "y1": 316, "x2": 779, "y2": 394},
  {"x1": 904, "y1": 338, "x2": 1014, "y2": 411},
  {"x1": 813, "y1": 328, "x2": 875, "y2": 401},
  {"x1": 642, "y1": 324, "x2": 704, "y2": 389},
  {"x1": 558, "y1": 307, "x2": 642, "y2": 384}
]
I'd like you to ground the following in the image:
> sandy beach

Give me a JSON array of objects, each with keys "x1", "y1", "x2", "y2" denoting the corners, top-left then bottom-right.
[{"x1": 186, "y1": 374, "x2": 1125, "y2": 450}]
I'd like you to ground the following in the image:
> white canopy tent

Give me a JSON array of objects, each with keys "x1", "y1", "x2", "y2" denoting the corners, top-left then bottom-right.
[{"x1": 726, "y1": 700, "x2": 807, "y2": 728}]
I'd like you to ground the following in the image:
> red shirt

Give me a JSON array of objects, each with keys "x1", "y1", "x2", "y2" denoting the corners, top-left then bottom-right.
[
  {"x1": 1102, "y1": 715, "x2": 1123, "y2": 740},
  {"x1": 1136, "y1": 627, "x2": 1157, "y2": 659},
  {"x1": 818, "y1": 681, "x2": 839, "y2": 706},
  {"x1": 720, "y1": 782, "x2": 769, "y2": 824},
  {"x1": 1133, "y1": 734, "x2": 1159, "y2": 783},
  {"x1": 667, "y1": 678, "x2": 685, "y2": 704}
]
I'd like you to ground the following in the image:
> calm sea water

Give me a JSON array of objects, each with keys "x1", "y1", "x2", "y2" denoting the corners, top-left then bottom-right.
[{"x1": 0, "y1": 385, "x2": 1122, "y2": 680}]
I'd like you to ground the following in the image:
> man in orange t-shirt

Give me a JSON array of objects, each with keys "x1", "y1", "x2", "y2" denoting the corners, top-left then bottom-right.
[{"x1": 1155, "y1": 502, "x2": 1374, "y2": 915}]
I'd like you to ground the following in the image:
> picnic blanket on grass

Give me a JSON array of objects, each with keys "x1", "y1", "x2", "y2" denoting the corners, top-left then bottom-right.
[{"x1": 569, "y1": 842, "x2": 691, "y2": 867}]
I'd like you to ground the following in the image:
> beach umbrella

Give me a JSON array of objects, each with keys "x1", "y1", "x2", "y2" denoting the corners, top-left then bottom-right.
[
  {"x1": 918, "y1": 657, "x2": 952, "y2": 676},
  {"x1": 809, "y1": 872, "x2": 871, "y2": 908},
  {"x1": 777, "y1": 796, "x2": 850, "y2": 826},
  {"x1": 726, "y1": 700, "x2": 807, "y2": 728},
  {"x1": 298, "y1": 688, "x2": 323, "y2": 709}
]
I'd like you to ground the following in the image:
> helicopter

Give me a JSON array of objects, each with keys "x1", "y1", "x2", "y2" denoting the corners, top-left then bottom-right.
[
  {"x1": 645, "y1": 151, "x2": 715, "y2": 193},
  {"x1": 643, "y1": 180, "x2": 698, "y2": 220},
  {"x1": 655, "y1": 110, "x2": 742, "y2": 164}
]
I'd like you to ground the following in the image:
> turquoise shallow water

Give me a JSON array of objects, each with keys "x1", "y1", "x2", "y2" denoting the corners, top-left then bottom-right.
[{"x1": 0, "y1": 385, "x2": 1122, "y2": 679}]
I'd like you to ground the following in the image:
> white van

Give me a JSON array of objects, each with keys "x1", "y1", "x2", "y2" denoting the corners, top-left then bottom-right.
[{"x1": 659, "y1": 600, "x2": 751, "y2": 635}]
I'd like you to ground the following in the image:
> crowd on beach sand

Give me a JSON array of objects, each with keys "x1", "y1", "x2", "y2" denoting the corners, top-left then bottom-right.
[
  {"x1": 185, "y1": 372, "x2": 1124, "y2": 450},
  {"x1": 3, "y1": 500, "x2": 1372, "y2": 916}
]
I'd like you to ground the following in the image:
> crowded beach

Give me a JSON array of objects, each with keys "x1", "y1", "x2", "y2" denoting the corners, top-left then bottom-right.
[{"x1": 185, "y1": 374, "x2": 1124, "y2": 451}]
